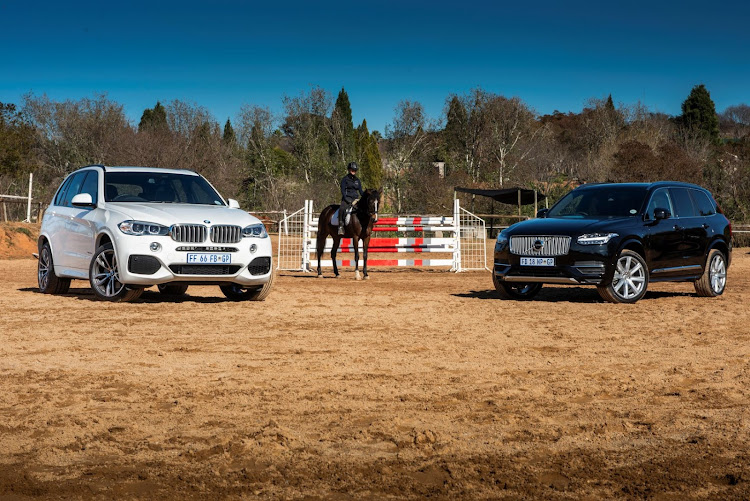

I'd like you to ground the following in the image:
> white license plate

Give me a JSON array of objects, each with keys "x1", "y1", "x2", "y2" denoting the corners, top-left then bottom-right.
[
  {"x1": 186, "y1": 253, "x2": 231, "y2": 264},
  {"x1": 520, "y1": 257, "x2": 555, "y2": 266}
]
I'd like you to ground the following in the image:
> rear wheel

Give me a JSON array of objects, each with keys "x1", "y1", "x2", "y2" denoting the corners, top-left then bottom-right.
[
  {"x1": 694, "y1": 249, "x2": 727, "y2": 297},
  {"x1": 493, "y1": 273, "x2": 542, "y2": 300},
  {"x1": 38, "y1": 242, "x2": 71, "y2": 294},
  {"x1": 89, "y1": 243, "x2": 142, "y2": 302},
  {"x1": 597, "y1": 250, "x2": 648, "y2": 304},
  {"x1": 158, "y1": 284, "x2": 189, "y2": 296},
  {"x1": 220, "y1": 272, "x2": 275, "y2": 301}
]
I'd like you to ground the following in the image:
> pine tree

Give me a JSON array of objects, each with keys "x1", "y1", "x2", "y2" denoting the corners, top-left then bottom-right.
[
  {"x1": 444, "y1": 96, "x2": 467, "y2": 157},
  {"x1": 138, "y1": 101, "x2": 168, "y2": 132},
  {"x1": 223, "y1": 118, "x2": 236, "y2": 144},
  {"x1": 680, "y1": 84, "x2": 720, "y2": 143},
  {"x1": 354, "y1": 119, "x2": 383, "y2": 187},
  {"x1": 330, "y1": 87, "x2": 355, "y2": 163},
  {"x1": 605, "y1": 94, "x2": 615, "y2": 112}
]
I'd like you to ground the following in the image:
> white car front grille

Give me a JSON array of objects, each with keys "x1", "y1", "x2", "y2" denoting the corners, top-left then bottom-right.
[
  {"x1": 210, "y1": 225, "x2": 242, "y2": 243},
  {"x1": 171, "y1": 224, "x2": 207, "y2": 243}
]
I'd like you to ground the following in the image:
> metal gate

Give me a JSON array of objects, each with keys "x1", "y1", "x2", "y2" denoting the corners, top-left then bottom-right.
[{"x1": 453, "y1": 198, "x2": 488, "y2": 271}]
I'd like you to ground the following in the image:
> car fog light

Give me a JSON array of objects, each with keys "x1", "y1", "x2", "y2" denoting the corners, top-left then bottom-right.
[
  {"x1": 150, "y1": 242, "x2": 161, "y2": 252},
  {"x1": 249, "y1": 244, "x2": 257, "y2": 253}
]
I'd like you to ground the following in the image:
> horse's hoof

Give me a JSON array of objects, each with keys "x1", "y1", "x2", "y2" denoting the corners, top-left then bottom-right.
[
  {"x1": 316, "y1": 274, "x2": 323, "y2": 279},
  {"x1": 355, "y1": 271, "x2": 362, "y2": 281},
  {"x1": 364, "y1": 275, "x2": 370, "y2": 280},
  {"x1": 334, "y1": 274, "x2": 340, "y2": 279}
]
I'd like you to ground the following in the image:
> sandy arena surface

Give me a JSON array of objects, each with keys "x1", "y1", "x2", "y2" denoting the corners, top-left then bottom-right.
[{"x1": 1, "y1": 249, "x2": 750, "y2": 499}]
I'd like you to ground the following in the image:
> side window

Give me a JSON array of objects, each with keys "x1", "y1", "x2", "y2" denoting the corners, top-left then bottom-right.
[
  {"x1": 61, "y1": 172, "x2": 87, "y2": 208},
  {"x1": 79, "y1": 171, "x2": 99, "y2": 204},
  {"x1": 53, "y1": 176, "x2": 74, "y2": 206},
  {"x1": 646, "y1": 188, "x2": 674, "y2": 219},
  {"x1": 670, "y1": 187, "x2": 697, "y2": 218},
  {"x1": 690, "y1": 190, "x2": 716, "y2": 216}
]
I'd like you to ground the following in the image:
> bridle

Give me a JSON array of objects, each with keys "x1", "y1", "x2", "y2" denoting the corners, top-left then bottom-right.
[{"x1": 369, "y1": 195, "x2": 379, "y2": 223}]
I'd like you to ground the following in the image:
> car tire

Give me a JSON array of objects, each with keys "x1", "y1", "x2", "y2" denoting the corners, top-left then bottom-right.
[
  {"x1": 597, "y1": 249, "x2": 649, "y2": 304},
  {"x1": 220, "y1": 272, "x2": 275, "y2": 301},
  {"x1": 694, "y1": 249, "x2": 727, "y2": 297},
  {"x1": 158, "y1": 284, "x2": 189, "y2": 296},
  {"x1": 492, "y1": 272, "x2": 542, "y2": 300},
  {"x1": 38, "y1": 242, "x2": 71, "y2": 294},
  {"x1": 89, "y1": 243, "x2": 143, "y2": 302}
]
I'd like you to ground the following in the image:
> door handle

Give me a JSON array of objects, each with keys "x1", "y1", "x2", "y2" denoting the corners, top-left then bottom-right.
[
  {"x1": 673, "y1": 225, "x2": 684, "y2": 231},
  {"x1": 702, "y1": 223, "x2": 709, "y2": 229}
]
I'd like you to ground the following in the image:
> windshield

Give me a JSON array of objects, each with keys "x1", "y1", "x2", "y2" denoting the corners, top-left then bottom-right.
[
  {"x1": 547, "y1": 186, "x2": 647, "y2": 218},
  {"x1": 104, "y1": 172, "x2": 225, "y2": 205}
]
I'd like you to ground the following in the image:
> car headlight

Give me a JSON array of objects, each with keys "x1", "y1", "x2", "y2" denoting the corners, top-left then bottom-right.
[
  {"x1": 242, "y1": 223, "x2": 268, "y2": 238},
  {"x1": 577, "y1": 233, "x2": 619, "y2": 245},
  {"x1": 118, "y1": 220, "x2": 170, "y2": 236},
  {"x1": 496, "y1": 230, "x2": 509, "y2": 245}
]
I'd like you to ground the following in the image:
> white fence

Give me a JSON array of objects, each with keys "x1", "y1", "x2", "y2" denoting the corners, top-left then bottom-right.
[{"x1": 0, "y1": 173, "x2": 34, "y2": 222}]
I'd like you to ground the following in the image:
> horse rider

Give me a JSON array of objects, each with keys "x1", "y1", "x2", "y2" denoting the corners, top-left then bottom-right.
[{"x1": 339, "y1": 162, "x2": 364, "y2": 235}]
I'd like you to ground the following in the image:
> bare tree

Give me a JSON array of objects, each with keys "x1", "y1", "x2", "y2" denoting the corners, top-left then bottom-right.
[
  {"x1": 720, "y1": 104, "x2": 750, "y2": 140},
  {"x1": 484, "y1": 95, "x2": 545, "y2": 187},
  {"x1": 384, "y1": 100, "x2": 432, "y2": 213}
]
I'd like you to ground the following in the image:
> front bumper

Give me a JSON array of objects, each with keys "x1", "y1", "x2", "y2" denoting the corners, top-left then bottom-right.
[
  {"x1": 113, "y1": 232, "x2": 273, "y2": 286},
  {"x1": 493, "y1": 241, "x2": 615, "y2": 286}
]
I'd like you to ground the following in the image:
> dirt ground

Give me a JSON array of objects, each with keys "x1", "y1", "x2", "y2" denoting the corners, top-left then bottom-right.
[{"x1": 1, "y1": 245, "x2": 750, "y2": 499}]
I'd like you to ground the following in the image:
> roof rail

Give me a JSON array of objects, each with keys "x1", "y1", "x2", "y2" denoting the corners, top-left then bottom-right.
[{"x1": 82, "y1": 164, "x2": 106, "y2": 171}]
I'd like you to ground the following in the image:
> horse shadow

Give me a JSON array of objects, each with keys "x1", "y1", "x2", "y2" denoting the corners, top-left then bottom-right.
[
  {"x1": 18, "y1": 287, "x2": 228, "y2": 304},
  {"x1": 453, "y1": 287, "x2": 696, "y2": 303}
]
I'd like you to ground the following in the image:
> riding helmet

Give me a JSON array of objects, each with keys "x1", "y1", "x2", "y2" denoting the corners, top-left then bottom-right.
[{"x1": 347, "y1": 162, "x2": 359, "y2": 172}]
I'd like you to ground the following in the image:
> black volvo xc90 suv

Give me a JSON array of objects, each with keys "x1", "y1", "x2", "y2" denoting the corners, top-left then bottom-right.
[{"x1": 493, "y1": 182, "x2": 732, "y2": 303}]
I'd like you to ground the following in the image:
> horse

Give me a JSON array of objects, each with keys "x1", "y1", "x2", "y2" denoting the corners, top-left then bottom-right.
[{"x1": 316, "y1": 188, "x2": 383, "y2": 280}]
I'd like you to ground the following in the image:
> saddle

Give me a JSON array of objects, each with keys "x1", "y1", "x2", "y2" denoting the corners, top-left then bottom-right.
[{"x1": 331, "y1": 206, "x2": 353, "y2": 226}]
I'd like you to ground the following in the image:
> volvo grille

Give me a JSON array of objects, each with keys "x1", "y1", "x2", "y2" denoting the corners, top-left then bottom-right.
[{"x1": 510, "y1": 235, "x2": 571, "y2": 256}]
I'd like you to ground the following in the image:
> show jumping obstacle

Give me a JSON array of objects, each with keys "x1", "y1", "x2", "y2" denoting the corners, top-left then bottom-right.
[{"x1": 277, "y1": 199, "x2": 488, "y2": 272}]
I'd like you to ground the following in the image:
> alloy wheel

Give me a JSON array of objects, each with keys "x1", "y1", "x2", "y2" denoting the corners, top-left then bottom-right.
[
  {"x1": 92, "y1": 248, "x2": 125, "y2": 298},
  {"x1": 709, "y1": 254, "x2": 727, "y2": 294},
  {"x1": 38, "y1": 247, "x2": 51, "y2": 290},
  {"x1": 612, "y1": 255, "x2": 646, "y2": 300}
]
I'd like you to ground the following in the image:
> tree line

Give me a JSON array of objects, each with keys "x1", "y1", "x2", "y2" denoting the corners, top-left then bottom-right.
[{"x1": 1, "y1": 84, "x2": 749, "y2": 221}]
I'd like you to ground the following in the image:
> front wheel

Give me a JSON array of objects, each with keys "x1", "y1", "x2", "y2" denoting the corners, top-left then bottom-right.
[
  {"x1": 89, "y1": 243, "x2": 143, "y2": 302},
  {"x1": 493, "y1": 273, "x2": 542, "y2": 300},
  {"x1": 694, "y1": 249, "x2": 727, "y2": 297},
  {"x1": 220, "y1": 272, "x2": 275, "y2": 302},
  {"x1": 597, "y1": 250, "x2": 649, "y2": 304}
]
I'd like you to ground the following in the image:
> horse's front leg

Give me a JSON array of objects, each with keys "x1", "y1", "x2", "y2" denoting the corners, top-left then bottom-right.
[
  {"x1": 353, "y1": 236, "x2": 361, "y2": 281},
  {"x1": 331, "y1": 237, "x2": 340, "y2": 277},
  {"x1": 363, "y1": 236, "x2": 369, "y2": 280}
]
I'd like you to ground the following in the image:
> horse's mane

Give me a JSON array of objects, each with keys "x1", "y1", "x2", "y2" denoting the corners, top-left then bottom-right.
[{"x1": 356, "y1": 188, "x2": 382, "y2": 219}]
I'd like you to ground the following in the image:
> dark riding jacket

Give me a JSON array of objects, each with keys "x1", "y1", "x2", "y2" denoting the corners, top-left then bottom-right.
[{"x1": 340, "y1": 173, "x2": 364, "y2": 204}]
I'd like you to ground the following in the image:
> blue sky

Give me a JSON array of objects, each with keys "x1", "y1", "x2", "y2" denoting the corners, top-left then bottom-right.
[{"x1": 1, "y1": 0, "x2": 748, "y2": 133}]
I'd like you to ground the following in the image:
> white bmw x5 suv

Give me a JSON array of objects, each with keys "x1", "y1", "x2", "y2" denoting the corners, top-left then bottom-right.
[{"x1": 38, "y1": 165, "x2": 274, "y2": 302}]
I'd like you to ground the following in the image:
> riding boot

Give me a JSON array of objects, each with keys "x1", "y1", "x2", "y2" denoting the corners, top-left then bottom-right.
[{"x1": 338, "y1": 220, "x2": 345, "y2": 235}]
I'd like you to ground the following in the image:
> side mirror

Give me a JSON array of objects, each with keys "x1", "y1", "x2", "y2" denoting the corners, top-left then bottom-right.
[
  {"x1": 653, "y1": 208, "x2": 671, "y2": 220},
  {"x1": 536, "y1": 208, "x2": 549, "y2": 218},
  {"x1": 71, "y1": 193, "x2": 95, "y2": 208},
  {"x1": 227, "y1": 199, "x2": 240, "y2": 209}
]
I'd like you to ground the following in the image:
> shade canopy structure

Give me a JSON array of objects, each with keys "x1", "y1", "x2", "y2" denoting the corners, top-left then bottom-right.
[{"x1": 454, "y1": 187, "x2": 546, "y2": 206}]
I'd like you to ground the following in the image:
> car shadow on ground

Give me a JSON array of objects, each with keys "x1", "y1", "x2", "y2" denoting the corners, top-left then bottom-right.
[
  {"x1": 453, "y1": 287, "x2": 696, "y2": 303},
  {"x1": 18, "y1": 287, "x2": 230, "y2": 304}
]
